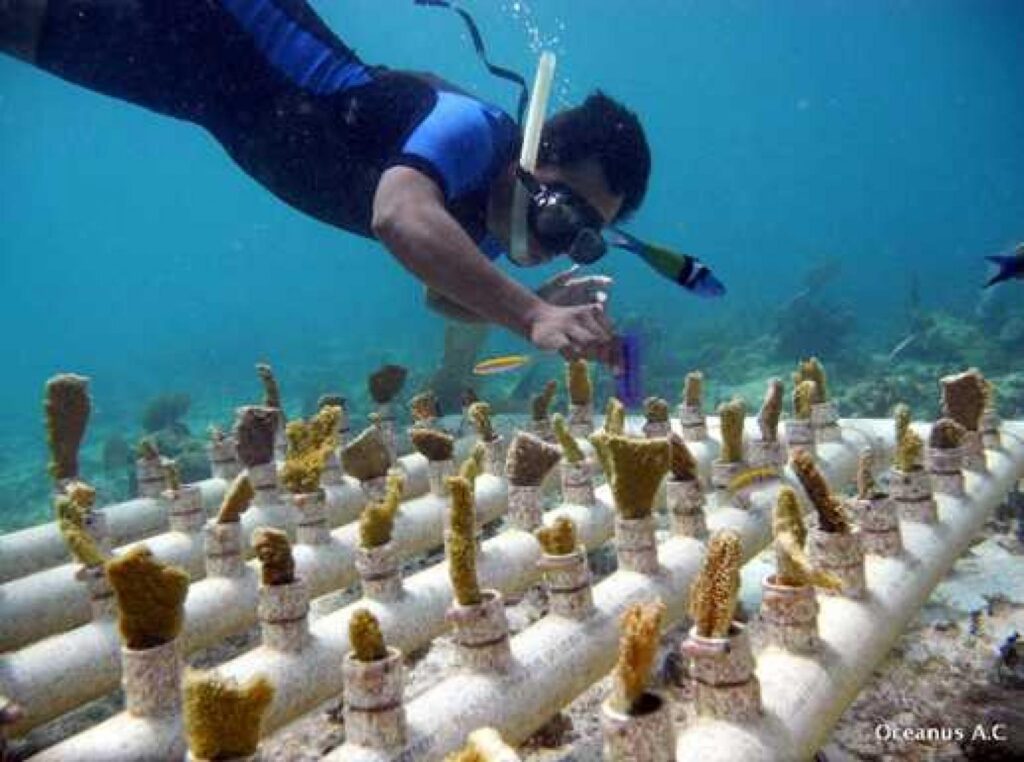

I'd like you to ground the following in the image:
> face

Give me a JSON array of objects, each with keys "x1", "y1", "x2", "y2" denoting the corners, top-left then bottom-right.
[{"x1": 515, "y1": 159, "x2": 624, "y2": 267}]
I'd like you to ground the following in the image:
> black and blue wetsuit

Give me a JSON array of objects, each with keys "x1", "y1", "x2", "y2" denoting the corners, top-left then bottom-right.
[{"x1": 35, "y1": 0, "x2": 520, "y2": 260}]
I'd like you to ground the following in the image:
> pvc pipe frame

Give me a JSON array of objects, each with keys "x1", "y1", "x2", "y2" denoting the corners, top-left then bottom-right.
[
  {"x1": 0, "y1": 447, "x2": 441, "y2": 652},
  {"x1": 28, "y1": 419, "x2": 872, "y2": 760},
  {"x1": 2, "y1": 472, "x2": 505, "y2": 737},
  {"x1": 673, "y1": 422, "x2": 1024, "y2": 762}
]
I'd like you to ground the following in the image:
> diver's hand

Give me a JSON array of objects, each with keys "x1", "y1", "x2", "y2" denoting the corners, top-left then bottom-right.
[
  {"x1": 536, "y1": 265, "x2": 613, "y2": 307},
  {"x1": 527, "y1": 302, "x2": 622, "y2": 370}
]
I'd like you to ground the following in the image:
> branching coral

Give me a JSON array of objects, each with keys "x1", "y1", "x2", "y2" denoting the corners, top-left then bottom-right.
[
  {"x1": 535, "y1": 516, "x2": 577, "y2": 556},
  {"x1": 505, "y1": 432, "x2": 562, "y2": 487},
  {"x1": 855, "y1": 449, "x2": 880, "y2": 500},
  {"x1": 234, "y1": 406, "x2": 278, "y2": 467},
  {"x1": 668, "y1": 432, "x2": 698, "y2": 481},
  {"x1": 369, "y1": 365, "x2": 408, "y2": 405},
  {"x1": 610, "y1": 600, "x2": 666, "y2": 714},
  {"x1": 929, "y1": 418, "x2": 966, "y2": 449},
  {"x1": 446, "y1": 476, "x2": 481, "y2": 606},
  {"x1": 44, "y1": 373, "x2": 91, "y2": 482},
  {"x1": 105, "y1": 546, "x2": 189, "y2": 649},
  {"x1": 566, "y1": 359, "x2": 592, "y2": 406},
  {"x1": 682, "y1": 371, "x2": 703, "y2": 409},
  {"x1": 410, "y1": 428, "x2": 455, "y2": 462},
  {"x1": 340, "y1": 426, "x2": 391, "y2": 482},
  {"x1": 893, "y1": 403, "x2": 911, "y2": 448},
  {"x1": 252, "y1": 528, "x2": 295, "y2": 587},
  {"x1": 56, "y1": 484, "x2": 106, "y2": 568},
  {"x1": 358, "y1": 471, "x2": 403, "y2": 548},
  {"x1": 757, "y1": 378, "x2": 783, "y2": 442},
  {"x1": 216, "y1": 474, "x2": 255, "y2": 524},
  {"x1": 459, "y1": 443, "x2": 486, "y2": 487},
  {"x1": 552, "y1": 413, "x2": 585, "y2": 464},
  {"x1": 792, "y1": 380, "x2": 817, "y2": 421},
  {"x1": 796, "y1": 358, "x2": 828, "y2": 403},
  {"x1": 790, "y1": 450, "x2": 849, "y2": 533},
  {"x1": 644, "y1": 397, "x2": 670, "y2": 424},
  {"x1": 531, "y1": 380, "x2": 558, "y2": 421},
  {"x1": 279, "y1": 407, "x2": 339, "y2": 493},
  {"x1": 717, "y1": 397, "x2": 746, "y2": 463},
  {"x1": 894, "y1": 426, "x2": 924, "y2": 473},
  {"x1": 604, "y1": 397, "x2": 626, "y2": 435},
  {"x1": 689, "y1": 530, "x2": 742, "y2": 639},
  {"x1": 940, "y1": 369, "x2": 986, "y2": 432},
  {"x1": 467, "y1": 401, "x2": 497, "y2": 443},
  {"x1": 410, "y1": 391, "x2": 440, "y2": 424},
  {"x1": 603, "y1": 435, "x2": 670, "y2": 519},
  {"x1": 256, "y1": 363, "x2": 282, "y2": 409},
  {"x1": 349, "y1": 608, "x2": 388, "y2": 662},
  {"x1": 773, "y1": 487, "x2": 842, "y2": 590},
  {"x1": 184, "y1": 670, "x2": 274, "y2": 761}
]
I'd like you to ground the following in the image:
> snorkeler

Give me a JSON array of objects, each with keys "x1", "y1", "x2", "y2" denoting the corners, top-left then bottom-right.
[
  {"x1": 984, "y1": 243, "x2": 1024, "y2": 288},
  {"x1": 0, "y1": 0, "x2": 671, "y2": 369}
]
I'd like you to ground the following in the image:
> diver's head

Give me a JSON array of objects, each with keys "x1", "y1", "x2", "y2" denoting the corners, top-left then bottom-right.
[{"x1": 511, "y1": 91, "x2": 651, "y2": 267}]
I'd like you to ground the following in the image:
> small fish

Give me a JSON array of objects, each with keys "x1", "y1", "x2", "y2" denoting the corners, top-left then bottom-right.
[
  {"x1": 886, "y1": 333, "x2": 917, "y2": 362},
  {"x1": 606, "y1": 229, "x2": 726, "y2": 298},
  {"x1": 472, "y1": 355, "x2": 531, "y2": 376},
  {"x1": 983, "y1": 243, "x2": 1024, "y2": 288}
]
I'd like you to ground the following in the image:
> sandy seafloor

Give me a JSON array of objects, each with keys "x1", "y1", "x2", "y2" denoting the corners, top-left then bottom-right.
[{"x1": 9, "y1": 501, "x2": 1023, "y2": 762}]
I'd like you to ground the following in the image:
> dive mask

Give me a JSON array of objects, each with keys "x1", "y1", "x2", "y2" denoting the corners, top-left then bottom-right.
[{"x1": 515, "y1": 166, "x2": 609, "y2": 265}]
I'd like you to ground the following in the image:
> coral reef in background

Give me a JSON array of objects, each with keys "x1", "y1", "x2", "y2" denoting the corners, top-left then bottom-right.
[
  {"x1": 140, "y1": 392, "x2": 190, "y2": 434},
  {"x1": 369, "y1": 364, "x2": 408, "y2": 404}
]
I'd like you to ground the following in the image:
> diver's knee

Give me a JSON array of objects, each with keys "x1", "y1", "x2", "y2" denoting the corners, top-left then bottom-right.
[{"x1": 0, "y1": 0, "x2": 50, "y2": 64}]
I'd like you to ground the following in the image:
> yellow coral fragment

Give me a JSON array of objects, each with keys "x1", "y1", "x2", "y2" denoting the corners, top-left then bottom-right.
[
  {"x1": 611, "y1": 599, "x2": 666, "y2": 713},
  {"x1": 535, "y1": 516, "x2": 577, "y2": 556},
  {"x1": 184, "y1": 670, "x2": 274, "y2": 761},
  {"x1": 552, "y1": 413, "x2": 585, "y2": 464},
  {"x1": 567, "y1": 359, "x2": 592, "y2": 406},
  {"x1": 349, "y1": 608, "x2": 387, "y2": 662},
  {"x1": 106, "y1": 546, "x2": 189, "y2": 649}
]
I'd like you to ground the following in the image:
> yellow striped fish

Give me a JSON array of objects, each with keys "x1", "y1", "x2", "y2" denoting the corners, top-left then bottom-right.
[{"x1": 472, "y1": 355, "x2": 531, "y2": 376}]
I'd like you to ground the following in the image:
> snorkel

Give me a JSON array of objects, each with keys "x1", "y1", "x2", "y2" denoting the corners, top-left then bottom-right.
[{"x1": 509, "y1": 52, "x2": 557, "y2": 267}]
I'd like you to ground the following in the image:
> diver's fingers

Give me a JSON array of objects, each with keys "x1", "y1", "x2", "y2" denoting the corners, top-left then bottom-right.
[
  {"x1": 545, "y1": 264, "x2": 580, "y2": 288},
  {"x1": 586, "y1": 302, "x2": 615, "y2": 336}
]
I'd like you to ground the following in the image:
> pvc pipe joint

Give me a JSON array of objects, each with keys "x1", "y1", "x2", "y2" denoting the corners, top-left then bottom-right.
[
  {"x1": 677, "y1": 403, "x2": 707, "y2": 442},
  {"x1": 682, "y1": 623, "x2": 762, "y2": 722},
  {"x1": 560, "y1": 461, "x2": 595, "y2": 507},
  {"x1": 889, "y1": 466, "x2": 938, "y2": 524},
  {"x1": 568, "y1": 403, "x2": 594, "y2": 438},
  {"x1": 666, "y1": 479, "x2": 707, "y2": 539},
  {"x1": 507, "y1": 485, "x2": 543, "y2": 531},
  {"x1": 343, "y1": 647, "x2": 407, "y2": 750},
  {"x1": 446, "y1": 589, "x2": 512, "y2": 673}
]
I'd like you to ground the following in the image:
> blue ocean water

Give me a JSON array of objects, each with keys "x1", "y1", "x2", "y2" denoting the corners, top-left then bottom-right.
[{"x1": 1, "y1": 0, "x2": 1023, "y2": 530}]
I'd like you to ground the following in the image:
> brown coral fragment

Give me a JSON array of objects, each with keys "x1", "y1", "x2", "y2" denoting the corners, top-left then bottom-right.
[
  {"x1": 643, "y1": 397, "x2": 670, "y2": 424},
  {"x1": 369, "y1": 364, "x2": 408, "y2": 404},
  {"x1": 531, "y1": 380, "x2": 558, "y2": 421},
  {"x1": 717, "y1": 397, "x2": 746, "y2": 463},
  {"x1": 217, "y1": 474, "x2": 255, "y2": 524},
  {"x1": 57, "y1": 490, "x2": 107, "y2": 568},
  {"x1": 611, "y1": 599, "x2": 666, "y2": 714},
  {"x1": 552, "y1": 413, "x2": 585, "y2": 464},
  {"x1": 446, "y1": 476, "x2": 481, "y2": 606},
  {"x1": 252, "y1": 528, "x2": 295, "y2": 587},
  {"x1": 792, "y1": 380, "x2": 817, "y2": 421},
  {"x1": 604, "y1": 397, "x2": 626, "y2": 435},
  {"x1": 757, "y1": 378, "x2": 784, "y2": 442},
  {"x1": 234, "y1": 406, "x2": 278, "y2": 467},
  {"x1": 855, "y1": 449, "x2": 879, "y2": 500},
  {"x1": 467, "y1": 401, "x2": 497, "y2": 442},
  {"x1": 567, "y1": 359, "x2": 592, "y2": 406},
  {"x1": 340, "y1": 426, "x2": 391, "y2": 482},
  {"x1": 940, "y1": 369, "x2": 986, "y2": 432},
  {"x1": 164, "y1": 462, "x2": 181, "y2": 492},
  {"x1": 105, "y1": 546, "x2": 189, "y2": 650},
  {"x1": 929, "y1": 417, "x2": 966, "y2": 449},
  {"x1": 535, "y1": 516, "x2": 577, "y2": 556},
  {"x1": 505, "y1": 431, "x2": 562, "y2": 486},
  {"x1": 279, "y1": 407, "x2": 339, "y2": 493},
  {"x1": 689, "y1": 530, "x2": 742, "y2": 639},
  {"x1": 604, "y1": 435, "x2": 670, "y2": 519},
  {"x1": 349, "y1": 608, "x2": 388, "y2": 662},
  {"x1": 459, "y1": 443, "x2": 486, "y2": 487},
  {"x1": 668, "y1": 432, "x2": 698, "y2": 481},
  {"x1": 184, "y1": 670, "x2": 274, "y2": 761},
  {"x1": 410, "y1": 391, "x2": 440, "y2": 423},
  {"x1": 44, "y1": 373, "x2": 91, "y2": 483},
  {"x1": 256, "y1": 363, "x2": 282, "y2": 409},
  {"x1": 410, "y1": 428, "x2": 455, "y2": 462},
  {"x1": 683, "y1": 371, "x2": 703, "y2": 408},
  {"x1": 797, "y1": 358, "x2": 828, "y2": 403},
  {"x1": 894, "y1": 426, "x2": 924, "y2": 473},
  {"x1": 773, "y1": 487, "x2": 842, "y2": 591},
  {"x1": 790, "y1": 450, "x2": 849, "y2": 533},
  {"x1": 893, "y1": 403, "x2": 911, "y2": 448}
]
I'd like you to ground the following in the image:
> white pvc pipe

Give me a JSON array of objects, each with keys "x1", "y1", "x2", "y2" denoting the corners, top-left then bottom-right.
[
  {"x1": 1, "y1": 476, "x2": 507, "y2": 736},
  {"x1": 0, "y1": 478, "x2": 224, "y2": 584},
  {"x1": 673, "y1": 422, "x2": 1024, "y2": 762},
  {"x1": 0, "y1": 449, "x2": 440, "y2": 651}
]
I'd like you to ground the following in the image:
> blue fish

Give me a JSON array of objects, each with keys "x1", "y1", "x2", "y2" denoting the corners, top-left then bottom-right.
[{"x1": 984, "y1": 243, "x2": 1024, "y2": 288}]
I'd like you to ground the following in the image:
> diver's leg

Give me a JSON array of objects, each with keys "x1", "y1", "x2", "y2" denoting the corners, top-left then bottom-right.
[{"x1": 0, "y1": 0, "x2": 48, "y2": 63}]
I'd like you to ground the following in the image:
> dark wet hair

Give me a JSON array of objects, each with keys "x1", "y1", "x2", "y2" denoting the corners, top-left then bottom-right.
[{"x1": 538, "y1": 91, "x2": 651, "y2": 221}]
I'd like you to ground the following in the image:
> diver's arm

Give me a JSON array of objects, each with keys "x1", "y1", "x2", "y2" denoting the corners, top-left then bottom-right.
[
  {"x1": 424, "y1": 287, "x2": 488, "y2": 323},
  {"x1": 373, "y1": 166, "x2": 546, "y2": 338}
]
